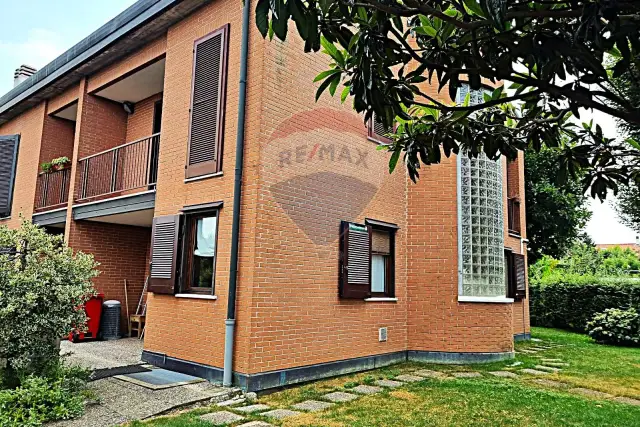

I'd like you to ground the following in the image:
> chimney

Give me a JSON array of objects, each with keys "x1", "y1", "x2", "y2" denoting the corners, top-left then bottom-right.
[{"x1": 13, "y1": 65, "x2": 37, "y2": 87}]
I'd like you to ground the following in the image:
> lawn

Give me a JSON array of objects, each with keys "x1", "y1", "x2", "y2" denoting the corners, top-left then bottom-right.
[{"x1": 131, "y1": 328, "x2": 640, "y2": 427}]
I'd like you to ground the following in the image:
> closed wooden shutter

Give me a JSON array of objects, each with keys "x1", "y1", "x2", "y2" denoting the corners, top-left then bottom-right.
[
  {"x1": 186, "y1": 24, "x2": 229, "y2": 179},
  {"x1": 339, "y1": 221, "x2": 371, "y2": 299},
  {"x1": 368, "y1": 114, "x2": 392, "y2": 143},
  {"x1": 513, "y1": 253, "x2": 526, "y2": 298},
  {"x1": 149, "y1": 215, "x2": 182, "y2": 294},
  {"x1": 0, "y1": 135, "x2": 20, "y2": 217}
]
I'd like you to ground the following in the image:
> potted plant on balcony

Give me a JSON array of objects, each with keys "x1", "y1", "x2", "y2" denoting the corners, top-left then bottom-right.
[
  {"x1": 40, "y1": 162, "x2": 53, "y2": 174},
  {"x1": 51, "y1": 156, "x2": 71, "y2": 171}
]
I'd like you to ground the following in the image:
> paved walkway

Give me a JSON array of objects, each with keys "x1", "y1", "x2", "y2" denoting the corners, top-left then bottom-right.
[{"x1": 60, "y1": 338, "x2": 144, "y2": 371}]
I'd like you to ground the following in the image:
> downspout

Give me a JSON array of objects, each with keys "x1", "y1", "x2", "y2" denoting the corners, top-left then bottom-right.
[{"x1": 223, "y1": 0, "x2": 250, "y2": 387}]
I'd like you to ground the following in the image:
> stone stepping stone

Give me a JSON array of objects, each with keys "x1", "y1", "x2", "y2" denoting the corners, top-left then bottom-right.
[
  {"x1": 452, "y1": 372, "x2": 482, "y2": 378},
  {"x1": 517, "y1": 349, "x2": 538, "y2": 354},
  {"x1": 322, "y1": 391, "x2": 359, "y2": 403},
  {"x1": 200, "y1": 411, "x2": 245, "y2": 425},
  {"x1": 520, "y1": 368, "x2": 549, "y2": 376},
  {"x1": 531, "y1": 338, "x2": 543, "y2": 342},
  {"x1": 488, "y1": 371, "x2": 518, "y2": 378},
  {"x1": 529, "y1": 347, "x2": 548, "y2": 351},
  {"x1": 395, "y1": 374, "x2": 424, "y2": 383},
  {"x1": 351, "y1": 385, "x2": 383, "y2": 395},
  {"x1": 539, "y1": 358, "x2": 563, "y2": 362},
  {"x1": 234, "y1": 404, "x2": 271, "y2": 414},
  {"x1": 261, "y1": 409, "x2": 301, "y2": 420},
  {"x1": 544, "y1": 362, "x2": 569, "y2": 367},
  {"x1": 414, "y1": 369, "x2": 447, "y2": 378},
  {"x1": 535, "y1": 365, "x2": 562, "y2": 373},
  {"x1": 508, "y1": 361, "x2": 523, "y2": 367},
  {"x1": 613, "y1": 396, "x2": 640, "y2": 406},
  {"x1": 569, "y1": 388, "x2": 613, "y2": 399},
  {"x1": 375, "y1": 379, "x2": 404, "y2": 388},
  {"x1": 533, "y1": 379, "x2": 567, "y2": 388},
  {"x1": 292, "y1": 400, "x2": 334, "y2": 412},
  {"x1": 237, "y1": 423, "x2": 273, "y2": 427}
]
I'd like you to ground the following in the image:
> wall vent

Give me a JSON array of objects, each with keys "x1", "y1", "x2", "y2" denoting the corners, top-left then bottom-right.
[{"x1": 379, "y1": 327, "x2": 388, "y2": 342}]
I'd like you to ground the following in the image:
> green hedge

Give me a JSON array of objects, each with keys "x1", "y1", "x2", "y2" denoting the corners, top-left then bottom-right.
[{"x1": 529, "y1": 274, "x2": 640, "y2": 331}]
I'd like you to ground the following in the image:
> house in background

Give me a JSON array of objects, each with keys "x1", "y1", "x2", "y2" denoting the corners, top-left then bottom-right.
[
  {"x1": 0, "y1": 0, "x2": 529, "y2": 391},
  {"x1": 597, "y1": 238, "x2": 640, "y2": 255}
]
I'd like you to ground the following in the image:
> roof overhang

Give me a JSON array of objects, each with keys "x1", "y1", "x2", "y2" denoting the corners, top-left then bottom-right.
[{"x1": 0, "y1": 0, "x2": 211, "y2": 126}]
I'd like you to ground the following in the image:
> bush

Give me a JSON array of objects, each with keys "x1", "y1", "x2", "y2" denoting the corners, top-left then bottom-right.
[
  {"x1": 0, "y1": 221, "x2": 98, "y2": 385},
  {"x1": 529, "y1": 276, "x2": 640, "y2": 331},
  {"x1": 0, "y1": 365, "x2": 90, "y2": 427},
  {"x1": 587, "y1": 308, "x2": 640, "y2": 346}
]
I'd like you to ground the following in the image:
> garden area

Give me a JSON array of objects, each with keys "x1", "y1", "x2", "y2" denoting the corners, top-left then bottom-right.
[{"x1": 129, "y1": 327, "x2": 639, "y2": 427}]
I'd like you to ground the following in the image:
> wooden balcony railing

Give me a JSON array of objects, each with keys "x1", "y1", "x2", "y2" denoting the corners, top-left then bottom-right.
[
  {"x1": 35, "y1": 168, "x2": 71, "y2": 210},
  {"x1": 508, "y1": 197, "x2": 521, "y2": 235},
  {"x1": 76, "y1": 133, "x2": 160, "y2": 201}
]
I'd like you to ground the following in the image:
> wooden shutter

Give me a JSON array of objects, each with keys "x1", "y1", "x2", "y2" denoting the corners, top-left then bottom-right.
[
  {"x1": 339, "y1": 221, "x2": 371, "y2": 299},
  {"x1": 186, "y1": 24, "x2": 229, "y2": 179},
  {"x1": 149, "y1": 215, "x2": 182, "y2": 294},
  {"x1": 513, "y1": 253, "x2": 527, "y2": 299},
  {"x1": 0, "y1": 135, "x2": 20, "y2": 217},
  {"x1": 368, "y1": 114, "x2": 392, "y2": 143}
]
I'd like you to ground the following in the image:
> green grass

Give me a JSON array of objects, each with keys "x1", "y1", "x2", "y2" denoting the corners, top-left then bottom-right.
[{"x1": 132, "y1": 328, "x2": 640, "y2": 427}]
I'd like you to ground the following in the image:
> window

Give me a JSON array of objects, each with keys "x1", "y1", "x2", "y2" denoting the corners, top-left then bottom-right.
[
  {"x1": 0, "y1": 134, "x2": 20, "y2": 218},
  {"x1": 148, "y1": 204, "x2": 221, "y2": 296},
  {"x1": 505, "y1": 249, "x2": 526, "y2": 299},
  {"x1": 339, "y1": 219, "x2": 397, "y2": 299},
  {"x1": 186, "y1": 25, "x2": 229, "y2": 179},
  {"x1": 182, "y1": 213, "x2": 218, "y2": 293},
  {"x1": 367, "y1": 114, "x2": 393, "y2": 144},
  {"x1": 457, "y1": 84, "x2": 507, "y2": 298}
]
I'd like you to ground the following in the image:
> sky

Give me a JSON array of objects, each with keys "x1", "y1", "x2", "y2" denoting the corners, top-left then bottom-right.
[{"x1": 0, "y1": 0, "x2": 636, "y2": 244}]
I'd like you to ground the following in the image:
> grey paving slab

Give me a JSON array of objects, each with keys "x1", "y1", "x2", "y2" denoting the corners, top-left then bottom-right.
[
  {"x1": 395, "y1": 374, "x2": 425, "y2": 383},
  {"x1": 60, "y1": 338, "x2": 143, "y2": 370},
  {"x1": 323, "y1": 391, "x2": 360, "y2": 402},
  {"x1": 237, "y1": 422, "x2": 274, "y2": 427},
  {"x1": 414, "y1": 369, "x2": 447, "y2": 378},
  {"x1": 234, "y1": 404, "x2": 271, "y2": 413},
  {"x1": 535, "y1": 365, "x2": 562, "y2": 373},
  {"x1": 613, "y1": 396, "x2": 640, "y2": 406},
  {"x1": 262, "y1": 409, "x2": 302, "y2": 419},
  {"x1": 452, "y1": 372, "x2": 482, "y2": 378},
  {"x1": 533, "y1": 379, "x2": 568, "y2": 388},
  {"x1": 520, "y1": 368, "x2": 549, "y2": 375},
  {"x1": 517, "y1": 349, "x2": 538, "y2": 354},
  {"x1": 292, "y1": 400, "x2": 335, "y2": 412},
  {"x1": 47, "y1": 404, "x2": 128, "y2": 427},
  {"x1": 200, "y1": 411, "x2": 245, "y2": 425},
  {"x1": 529, "y1": 347, "x2": 548, "y2": 351},
  {"x1": 543, "y1": 362, "x2": 570, "y2": 367},
  {"x1": 569, "y1": 388, "x2": 613, "y2": 399},
  {"x1": 539, "y1": 358, "x2": 564, "y2": 362},
  {"x1": 488, "y1": 371, "x2": 518, "y2": 378},
  {"x1": 351, "y1": 385, "x2": 383, "y2": 395},
  {"x1": 375, "y1": 379, "x2": 404, "y2": 388}
]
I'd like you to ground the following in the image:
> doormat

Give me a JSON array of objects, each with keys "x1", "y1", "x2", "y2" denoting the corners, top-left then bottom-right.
[
  {"x1": 90, "y1": 364, "x2": 151, "y2": 381},
  {"x1": 114, "y1": 368, "x2": 205, "y2": 390}
]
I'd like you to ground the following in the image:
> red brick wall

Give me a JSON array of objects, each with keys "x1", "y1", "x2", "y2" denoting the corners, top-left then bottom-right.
[
  {"x1": 39, "y1": 115, "x2": 75, "y2": 167},
  {"x1": 67, "y1": 221, "x2": 151, "y2": 333},
  {"x1": 77, "y1": 94, "x2": 127, "y2": 159},
  {"x1": 126, "y1": 93, "x2": 163, "y2": 142}
]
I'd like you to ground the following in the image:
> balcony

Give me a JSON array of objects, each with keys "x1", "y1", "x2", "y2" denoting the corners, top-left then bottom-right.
[
  {"x1": 508, "y1": 197, "x2": 521, "y2": 236},
  {"x1": 35, "y1": 168, "x2": 71, "y2": 211},
  {"x1": 76, "y1": 133, "x2": 160, "y2": 202}
]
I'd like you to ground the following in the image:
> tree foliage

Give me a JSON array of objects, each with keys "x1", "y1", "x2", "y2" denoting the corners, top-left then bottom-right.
[
  {"x1": 256, "y1": 0, "x2": 640, "y2": 199},
  {"x1": 615, "y1": 182, "x2": 640, "y2": 233},
  {"x1": 525, "y1": 146, "x2": 591, "y2": 263},
  {"x1": 0, "y1": 222, "x2": 98, "y2": 384}
]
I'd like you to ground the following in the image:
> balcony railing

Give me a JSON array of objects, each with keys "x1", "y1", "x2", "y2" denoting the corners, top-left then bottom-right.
[
  {"x1": 508, "y1": 197, "x2": 521, "y2": 235},
  {"x1": 35, "y1": 168, "x2": 71, "y2": 210},
  {"x1": 77, "y1": 133, "x2": 160, "y2": 201}
]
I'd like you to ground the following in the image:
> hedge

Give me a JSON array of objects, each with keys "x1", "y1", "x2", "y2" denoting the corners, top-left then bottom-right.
[{"x1": 529, "y1": 274, "x2": 640, "y2": 331}]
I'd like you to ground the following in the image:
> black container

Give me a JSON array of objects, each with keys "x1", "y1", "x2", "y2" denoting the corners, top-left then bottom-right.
[{"x1": 100, "y1": 300, "x2": 121, "y2": 340}]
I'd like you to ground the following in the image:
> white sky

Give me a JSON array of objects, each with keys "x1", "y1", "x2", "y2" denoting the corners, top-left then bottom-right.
[{"x1": 0, "y1": 1, "x2": 635, "y2": 244}]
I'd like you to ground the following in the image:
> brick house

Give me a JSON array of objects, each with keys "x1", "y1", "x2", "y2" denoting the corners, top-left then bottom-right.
[{"x1": 0, "y1": 0, "x2": 529, "y2": 391}]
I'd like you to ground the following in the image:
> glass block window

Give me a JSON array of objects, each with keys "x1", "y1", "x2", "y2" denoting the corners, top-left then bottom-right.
[{"x1": 457, "y1": 84, "x2": 506, "y2": 297}]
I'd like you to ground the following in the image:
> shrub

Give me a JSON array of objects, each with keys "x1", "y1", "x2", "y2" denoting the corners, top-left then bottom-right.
[
  {"x1": 0, "y1": 221, "x2": 98, "y2": 385},
  {"x1": 587, "y1": 308, "x2": 640, "y2": 346},
  {"x1": 0, "y1": 365, "x2": 90, "y2": 426},
  {"x1": 529, "y1": 276, "x2": 640, "y2": 331}
]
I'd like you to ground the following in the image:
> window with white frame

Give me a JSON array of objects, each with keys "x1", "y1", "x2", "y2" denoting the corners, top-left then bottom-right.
[{"x1": 457, "y1": 84, "x2": 506, "y2": 298}]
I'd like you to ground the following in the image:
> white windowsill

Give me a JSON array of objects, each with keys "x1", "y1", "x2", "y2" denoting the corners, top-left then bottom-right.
[
  {"x1": 458, "y1": 296, "x2": 514, "y2": 304},
  {"x1": 364, "y1": 297, "x2": 398, "y2": 302},
  {"x1": 175, "y1": 293, "x2": 218, "y2": 300},
  {"x1": 184, "y1": 171, "x2": 223, "y2": 183}
]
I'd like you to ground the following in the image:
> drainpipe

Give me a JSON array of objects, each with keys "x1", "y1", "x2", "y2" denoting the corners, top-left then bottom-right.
[{"x1": 223, "y1": 0, "x2": 250, "y2": 387}]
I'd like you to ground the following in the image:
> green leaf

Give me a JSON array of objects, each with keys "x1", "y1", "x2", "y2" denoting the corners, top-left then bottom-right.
[
  {"x1": 463, "y1": 0, "x2": 485, "y2": 17},
  {"x1": 321, "y1": 36, "x2": 339, "y2": 60},
  {"x1": 626, "y1": 138, "x2": 640, "y2": 151},
  {"x1": 313, "y1": 69, "x2": 340, "y2": 83},
  {"x1": 255, "y1": 0, "x2": 270, "y2": 38},
  {"x1": 328, "y1": 74, "x2": 340, "y2": 96},
  {"x1": 389, "y1": 149, "x2": 401, "y2": 173},
  {"x1": 316, "y1": 75, "x2": 336, "y2": 101},
  {"x1": 414, "y1": 26, "x2": 437, "y2": 38},
  {"x1": 340, "y1": 86, "x2": 350, "y2": 103}
]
